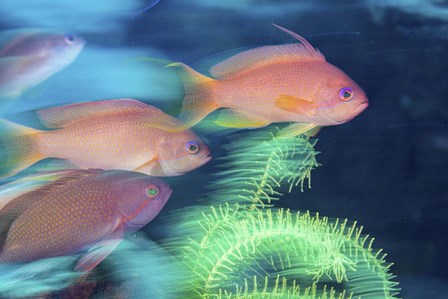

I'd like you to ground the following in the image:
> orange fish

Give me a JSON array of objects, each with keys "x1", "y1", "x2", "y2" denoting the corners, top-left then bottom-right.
[
  {"x1": 0, "y1": 99, "x2": 211, "y2": 178},
  {"x1": 0, "y1": 169, "x2": 172, "y2": 271},
  {"x1": 169, "y1": 24, "x2": 369, "y2": 137}
]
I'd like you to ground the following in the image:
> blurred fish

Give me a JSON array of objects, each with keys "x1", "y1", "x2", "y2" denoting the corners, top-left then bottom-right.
[
  {"x1": 103, "y1": 234, "x2": 192, "y2": 299},
  {"x1": 0, "y1": 255, "x2": 80, "y2": 298},
  {"x1": 0, "y1": 29, "x2": 85, "y2": 99},
  {"x1": 0, "y1": 169, "x2": 172, "y2": 271},
  {"x1": 169, "y1": 24, "x2": 369, "y2": 138},
  {"x1": 0, "y1": 98, "x2": 211, "y2": 178}
]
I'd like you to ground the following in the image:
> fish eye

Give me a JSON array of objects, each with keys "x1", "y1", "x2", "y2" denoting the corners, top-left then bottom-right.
[
  {"x1": 339, "y1": 87, "x2": 353, "y2": 102},
  {"x1": 186, "y1": 141, "x2": 200, "y2": 155},
  {"x1": 64, "y1": 35, "x2": 76, "y2": 44},
  {"x1": 145, "y1": 184, "x2": 159, "y2": 199}
]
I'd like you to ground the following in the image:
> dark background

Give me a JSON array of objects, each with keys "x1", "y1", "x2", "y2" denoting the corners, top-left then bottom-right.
[{"x1": 1, "y1": 0, "x2": 447, "y2": 298}]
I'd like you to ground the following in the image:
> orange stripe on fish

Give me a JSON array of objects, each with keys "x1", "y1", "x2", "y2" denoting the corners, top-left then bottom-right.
[{"x1": 275, "y1": 94, "x2": 316, "y2": 116}]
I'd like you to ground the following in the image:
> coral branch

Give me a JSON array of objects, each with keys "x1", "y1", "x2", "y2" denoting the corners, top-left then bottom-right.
[
  {"x1": 166, "y1": 206, "x2": 400, "y2": 299},
  {"x1": 204, "y1": 128, "x2": 319, "y2": 208},
  {"x1": 162, "y1": 128, "x2": 400, "y2": 298}
]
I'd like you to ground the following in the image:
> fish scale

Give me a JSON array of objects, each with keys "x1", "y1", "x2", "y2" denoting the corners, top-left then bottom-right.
[
  {"x1": 39, "y1": 115, "x2": 158, "y2": 170},
  {"x1": 0, "y1": 175, "x2": 116, "y2": 263}
]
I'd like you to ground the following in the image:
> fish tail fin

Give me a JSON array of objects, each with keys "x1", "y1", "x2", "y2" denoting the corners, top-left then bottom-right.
[
  {"x1": 0, "y1": 119, "x2": 44, "y2": 179},
  {"x1": 167, "y1": 62, "x2": 219, "y2": 128}
]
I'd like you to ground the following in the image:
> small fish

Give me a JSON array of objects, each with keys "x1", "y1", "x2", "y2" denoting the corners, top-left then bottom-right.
[
  {"x1": 0, "y1": 98, "x2": 211, "y2": 178},
  {"x1": 169, "y1": 24, "x2": 369, "y2": 137},
  {"x1": 0, "y1": 169, "x2": 172, "y2": 271},
  {"x1": 0, "y1": 29, "x2": 85, "y2": 98}
]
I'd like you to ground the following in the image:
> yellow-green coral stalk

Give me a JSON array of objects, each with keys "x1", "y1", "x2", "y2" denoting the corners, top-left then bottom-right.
[
  {"x1": 204, "y1": 128, "x2": 319, "y2": 208},
  {"x1": 165, "y1": 206, "x2": 399, "y2": 299},
  {"x1": 162, "y1": 128, "x2": 399, "y2": 298}
]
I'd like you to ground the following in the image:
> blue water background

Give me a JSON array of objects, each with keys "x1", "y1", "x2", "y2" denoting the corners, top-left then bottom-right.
[{"x1": 0, "y1": 0, "x2": 447, "y2": 298}]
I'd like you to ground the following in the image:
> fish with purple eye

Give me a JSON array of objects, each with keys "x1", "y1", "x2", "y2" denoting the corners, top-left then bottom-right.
[
  {"x1": 168, "y1": 24, "x2": 369, "y2": 138},
  {"x1": 186, "y1": 140, "x2": 200, "y2": 154},
  {"x1": 339, "y1": 87, "x2": 354, "y2": 102}
]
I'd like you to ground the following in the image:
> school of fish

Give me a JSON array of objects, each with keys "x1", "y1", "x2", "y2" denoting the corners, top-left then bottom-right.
[{"x1": 0, "y1": 23, "x2": 368, "y2": 277}]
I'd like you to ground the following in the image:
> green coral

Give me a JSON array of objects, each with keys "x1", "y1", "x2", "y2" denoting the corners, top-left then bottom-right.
[
  {"x1": 204, "y1": 128, "x2": 319, "y2": 208},
  {"x1": 216, "y1": 278, "x2": 351, "y2": 299},
  {"x1": 163, "y1": 127, "x2": 400, "y2": 299},
  {"x1": 166, "y1": 206, "x2": 399, "y2": 299}
]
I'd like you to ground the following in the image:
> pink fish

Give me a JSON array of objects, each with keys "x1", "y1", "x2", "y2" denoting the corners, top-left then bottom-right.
[
  {"x1": 0, "y1": 29, "x2": 85, "y2": 98},
  {"x1": 0, "y1": 169, "x2": 172, "y2": 271},
  {"x1": 0, "y1": 98, "x2": 211, "y2": 178},
  {"x1": 169, "y1": 24, "x2": 369, "y2": 137}
]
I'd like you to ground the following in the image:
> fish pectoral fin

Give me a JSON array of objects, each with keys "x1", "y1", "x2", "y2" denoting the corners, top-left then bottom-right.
[
  {"x1": 214, "y1": 109, "x2": 269, "y2": 128},
  {"x1": 275, "y1": 94, "x2": 315, "y2": 115},
  {"x1": 276, "y1": 123, "x2": 320, "y2": 139},
  {"x1": 134, "y1": 157, "x2": 164, "y2": 176},
  {"x1": 305, "y1": 125, "x2": 321, "y2": 137},
  {"x1": 35, "y1": 159, "x2": 81, "y2": 173},
  {"x1": 75, "y1": 238, "x2": 122, "y2": 272}
]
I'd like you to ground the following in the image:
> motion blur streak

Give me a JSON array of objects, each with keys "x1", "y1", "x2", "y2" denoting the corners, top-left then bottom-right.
[{"x1": 0, "y1": 0, "x2": 142, "y2": 34}]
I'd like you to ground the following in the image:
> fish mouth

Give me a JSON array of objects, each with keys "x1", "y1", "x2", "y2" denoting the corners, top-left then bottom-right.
[
  {"x1": 198, "y1": 155, "x2": 212, "y2": 168},
  {"x1": 357, "y1": 101, "x2": 369, "y2": 114},
  {"x1": 328, "y1": 100, "x2": 369, "y2": 125},
  {"x1": 203, "y1": 155, "x2": 212, "y2": 164}
]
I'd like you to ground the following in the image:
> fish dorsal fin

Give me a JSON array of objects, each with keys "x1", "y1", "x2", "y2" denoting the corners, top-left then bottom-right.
[
  {"x1": 209, "y1": 24, "x2": 325, "y2": 80},
  {"x1": 37, "y1": 99, "x2": 165, "y2": 129},
  {"x1": 0, "y1": 169, "x2": 77, "y2": 210},
  {"x1": 32, "y1": 169, "x2": 102, "y2": 193},
  {"x1": 0, "y1": 29, "x2": 41, "y2": 57},
  {"x1": 0, "y1": 169, "x2": 101, "y2": 210}
]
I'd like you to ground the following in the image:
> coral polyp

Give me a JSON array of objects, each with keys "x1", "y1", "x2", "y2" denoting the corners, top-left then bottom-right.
[{"x1": 217, "y1": 279, "x2": 351, "y2": 299}]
